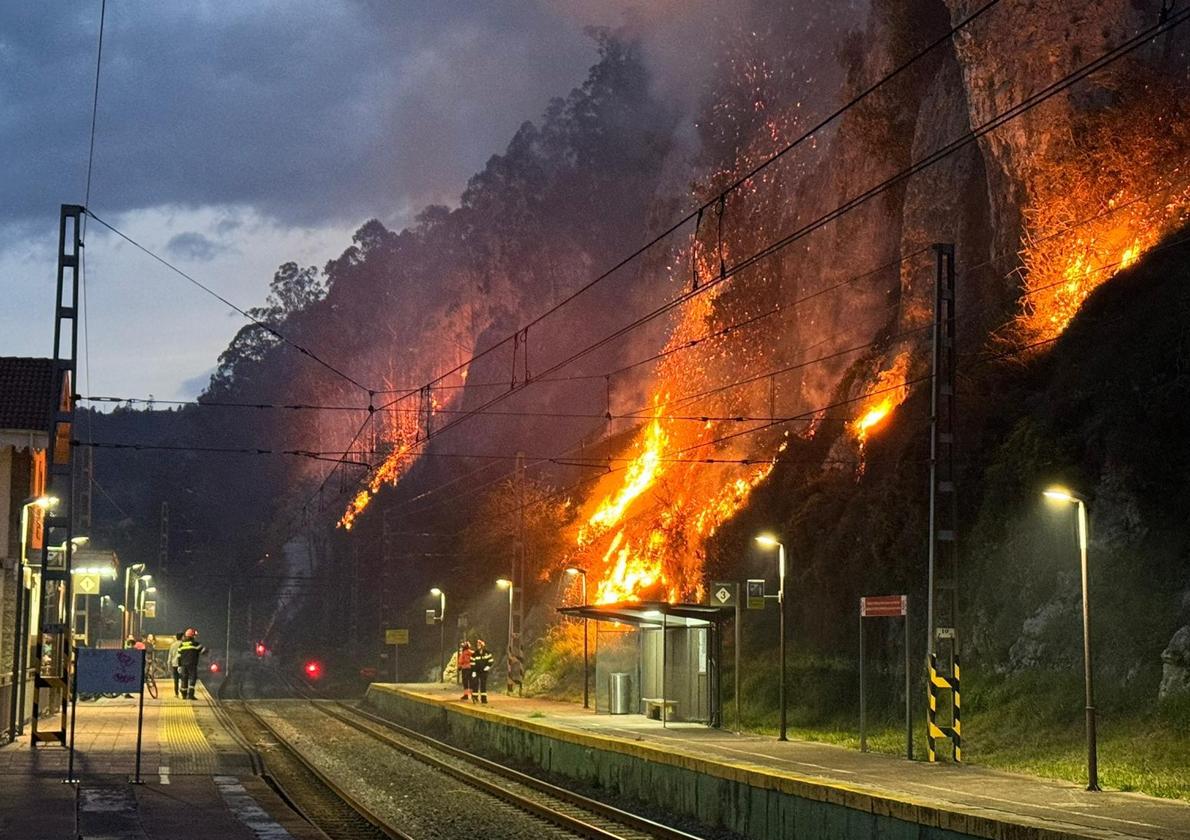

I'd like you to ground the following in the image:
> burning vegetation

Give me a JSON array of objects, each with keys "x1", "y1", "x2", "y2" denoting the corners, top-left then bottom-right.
[
  {"x1": 849, "y1": 350, "x2": 912, "y2": 449},
  {"x1": 1018, "y1": 77, "x2": 1190, "y2": 342}
]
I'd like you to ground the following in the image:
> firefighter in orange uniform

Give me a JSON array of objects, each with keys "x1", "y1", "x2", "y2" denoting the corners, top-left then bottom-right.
[{"x1": 457, "y1": 641, "x2": 473, "y2": 701}]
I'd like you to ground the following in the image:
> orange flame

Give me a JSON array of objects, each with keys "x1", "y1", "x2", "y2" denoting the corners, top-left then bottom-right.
[{"x1": 850, "y1": 352, "x2": 911, "y2": 447}]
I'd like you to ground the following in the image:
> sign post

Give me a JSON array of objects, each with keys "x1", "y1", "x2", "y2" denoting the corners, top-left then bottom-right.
[
  {"x1": 745, "y1": 579, "x2": 766, "y2": 610},
  {"x1": 858, "y1": 595, "x2": 911, "y2": 759},
  {"x1": 711, "y1": 582, "x2": 740, "y2": 731},
  {"x1": 385, "y1": 628, "x2": 409, "y2": 682},
  {"x1": 75, "y1": 648, "x2": 146, "y2": 782}
]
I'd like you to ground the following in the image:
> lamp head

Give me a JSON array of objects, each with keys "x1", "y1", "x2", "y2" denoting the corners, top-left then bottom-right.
[
  {"x1": 496, "y1": 578, "x2": 512, "y2": 590},
  {"x1": 564, "y1": 566, "x2": 585, "y2": 576},
  {"x1": 1043, "y1": 486, "x2": 1082, "y2": 505},
  {"x1": 145, "y1": 586, "x2": 157, "y2": 594},
  {"x1": 430, "y1": 587, "x2": 442, "y2": 596},
  {"x1": 131, "y1": 563, "x2": 146, "y2": 572},
  {"x1": 71, "y1": 536, "x2": 89, "y2": 546},
  {"x1": 755, "y1": 533, "x2": 781, "y2": 548},
  {"x1": 35, "y1": 495, "x2": 59, "y2": 509}
]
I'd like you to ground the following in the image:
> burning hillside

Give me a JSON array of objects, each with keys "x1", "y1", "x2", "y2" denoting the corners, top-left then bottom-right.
[
  {"x1": 315, "y1": 4, "x2": 1190, "y2": 620},
  {"x1": 1017, "y1": 78, "x2": 1190, "y2": 343}
]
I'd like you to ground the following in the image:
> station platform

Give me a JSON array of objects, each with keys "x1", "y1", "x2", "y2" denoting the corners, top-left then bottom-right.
[
  {"x1": 367, "y1": 682, "x2": 1190, "y2": 840},
  {"x1": 0, "y1": 679, "x2": 324, "y2": 840}
]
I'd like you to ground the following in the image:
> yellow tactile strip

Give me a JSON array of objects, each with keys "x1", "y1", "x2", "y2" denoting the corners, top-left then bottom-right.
[{"x1": 159, "y1": 696, "x2": 218, "y2": 773}]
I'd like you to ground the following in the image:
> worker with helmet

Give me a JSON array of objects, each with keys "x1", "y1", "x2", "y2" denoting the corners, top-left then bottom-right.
[
  {"x1": 176, "y1": 628, "x2": 208, "y2": 700},
  {"x1": 472, "y1": 638, "x2": 494, "y2": 704}
]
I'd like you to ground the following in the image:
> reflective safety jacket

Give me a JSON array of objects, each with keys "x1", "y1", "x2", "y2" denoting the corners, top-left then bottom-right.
[
  {"x1": 472, "y1": 648, "x2": 494, "y2": 673},
  {"x1": 177, "y1": 639, "x2": 207, "y2": 670},
  {"x1": 458, "y1": 647, "x2": 472, "y2": 670}
]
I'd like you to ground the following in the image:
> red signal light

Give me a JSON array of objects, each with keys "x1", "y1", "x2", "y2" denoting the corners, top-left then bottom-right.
[
  {"x1": 304, "y1": 660, "x2": 322, "y2": 679},
  {"x1": 255, "y1": 642, "x2": 266, "y2": 657},
  {"x1": 210, "y1": 662, "x2": 220, "y2": 673}
]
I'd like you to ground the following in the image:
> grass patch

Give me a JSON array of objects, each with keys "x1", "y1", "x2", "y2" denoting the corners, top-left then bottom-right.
[{"x1": 731, "y1": 669, "x2": 1190, "y2": 801}]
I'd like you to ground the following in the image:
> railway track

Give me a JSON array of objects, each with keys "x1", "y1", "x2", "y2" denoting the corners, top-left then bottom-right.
[
  {"x1": 305, "y1": 698, "x2": 707, "y2": 840},
  {"x1": 222, "y1": 664, "x2": 708, "y2": 839},
  {"x1": 219, "y1": 672, "x2": 409, "y2": 840}
]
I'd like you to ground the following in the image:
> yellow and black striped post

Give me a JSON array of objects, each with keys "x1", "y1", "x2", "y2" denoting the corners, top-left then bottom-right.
[{"x1": 927, "y1": 653, "x2": 961, "y2": 762}]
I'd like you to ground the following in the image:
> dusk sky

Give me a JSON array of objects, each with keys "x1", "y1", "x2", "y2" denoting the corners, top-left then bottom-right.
[{"x1": 1, "y1": 2, "x2": 671, "y2": 401}]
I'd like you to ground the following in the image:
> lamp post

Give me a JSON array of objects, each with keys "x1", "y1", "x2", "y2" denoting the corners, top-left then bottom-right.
[
  {"x1": 11, "y1": 495, "x2": 57, "y2": 738},
  {"x1": 496, "y1": 578, "x2": 514, "y2": 659},
  {"x1": 430, "y1": 588, "x2": 446, "y2": 682},
  {"x1": 123, "y1": 563, "x2": 146, "y2": 641},
  {"x1": 565, "y1": 567, "x2": 589, "y2": 709},
  {"x1": 137, "y1": 584, "x2": 157, "y2": 638},
  {"x1": 756, "y1": 534, "x2": 788, "y2": 742},
  {"x1": 1043, "y1": 487, "x2": 1099, "y2": 792}
]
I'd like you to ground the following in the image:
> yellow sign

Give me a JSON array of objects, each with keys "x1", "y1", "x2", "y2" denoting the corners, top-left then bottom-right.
[
  {"x1": 143, "y1": 601, "x2": 157, "y2": 618},
  {"x1": 385, "y1": 628, "x2": 409, "y2": 645},
  {"x1": 73, "y1": 573, "x2": 101, "y2": 595}
]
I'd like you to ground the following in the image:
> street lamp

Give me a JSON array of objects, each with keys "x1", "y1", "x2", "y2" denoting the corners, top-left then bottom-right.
[
  {"x1": 11, "y1": 495, "x2": 58, "y2": 738},
  {"x1": 755, "y1": 533, "x2": 788, "y2": 742},
  {"x1": 123, "y1": 563, "x2": 146, "y2": 641},
  {"x1": 430, "y1": 588, "x2": 446, "y2": 682},
  {"x1": 496, "y1": 578, "x2": 514, "y2": 659},
  {"x1": 136, "y1": 584, "x2": 157, "y2": 638},
  {"x1": 565, "y1": 567, "x2": 590, "y2": 709},
  {"x1": 1043, "y1": 486, "x2": 1099, "y2": 791}
]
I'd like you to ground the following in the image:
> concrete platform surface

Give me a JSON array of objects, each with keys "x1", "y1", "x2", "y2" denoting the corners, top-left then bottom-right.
[
  {"x1": 379, "y1": 682, "x2": 1190, "y2": 840},
  {"x1": 0, "y1": 679, "x2": 325, "y2": 840}
]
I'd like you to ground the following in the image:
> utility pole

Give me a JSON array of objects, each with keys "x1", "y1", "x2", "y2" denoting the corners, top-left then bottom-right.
[
  {"x1": 75, "y1": 443, "x2": 92, "y2": 533},
  {"x1": 927, "y1": 243, "x2": 961, "y2": 763},
  {"x1": 513, "y1": 452, "x2": 525, "y2": 660},
  {"x1": 32, "y1": 204, "x2": 84, "y2": 748},
  {"x1": 158, "y1": 502, "x2": 169, "y2": 574}
]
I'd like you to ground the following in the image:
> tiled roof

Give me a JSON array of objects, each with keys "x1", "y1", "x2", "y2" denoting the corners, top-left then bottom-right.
[{"x1": 0, "y1": 357, "x2": 58, "y2": 432}]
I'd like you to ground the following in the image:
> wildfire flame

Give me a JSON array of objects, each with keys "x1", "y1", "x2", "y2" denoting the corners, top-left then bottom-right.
[
  {"x1": 338, "y1": 402, "x2": 420, "y2": 530},
  {"x1": 1017, "y1": 79, "x2": 1190, "y2": 342},
  {"x1": 850, "y1": 351, "x2": 911, "y2": 448}
]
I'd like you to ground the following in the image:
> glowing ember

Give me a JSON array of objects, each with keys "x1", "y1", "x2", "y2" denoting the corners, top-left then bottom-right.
[{"x1": 1017, "y1": 80, "x2": 1190, "y2": 343}]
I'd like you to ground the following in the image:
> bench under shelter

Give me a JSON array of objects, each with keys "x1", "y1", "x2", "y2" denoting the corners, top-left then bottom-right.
[{"x1": 557, "y1": 601, "x2": 732, "y2": 726}]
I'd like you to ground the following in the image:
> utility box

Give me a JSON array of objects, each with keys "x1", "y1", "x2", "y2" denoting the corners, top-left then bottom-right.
[{"x1": 609, "y1": 672, "x2": 631, "y2": 715}]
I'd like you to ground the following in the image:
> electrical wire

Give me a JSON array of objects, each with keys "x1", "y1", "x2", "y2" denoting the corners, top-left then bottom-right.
[{"x1": 83, "y1": 210, "x2": 373, "y2": 395}]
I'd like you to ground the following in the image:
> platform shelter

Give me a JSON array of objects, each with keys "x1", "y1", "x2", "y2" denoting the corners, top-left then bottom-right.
[{"x1": 558, "y1": 601, "x2": 731, "y2": 726}]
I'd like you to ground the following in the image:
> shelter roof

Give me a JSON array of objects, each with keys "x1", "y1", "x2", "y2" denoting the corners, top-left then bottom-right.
[
  {"x1": 0, "y1": 356, "x2": 57, "y2": 432},
  {"x1": 558, "y1": 600, "x2": 731, "y2": 628}
]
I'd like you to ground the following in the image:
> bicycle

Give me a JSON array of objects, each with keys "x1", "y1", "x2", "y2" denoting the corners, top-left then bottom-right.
[{"x1": 144, "y1": 659, "x2": 160, "y2": 700}]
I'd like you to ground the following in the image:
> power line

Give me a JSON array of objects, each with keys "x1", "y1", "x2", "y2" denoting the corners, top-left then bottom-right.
[
  {"x1": 82, "y1": 0, "x2": 107, "y2": 211},
  {"x1": 82, "y1": 210, "x2": 373, "y2": 395},
  {"x1": 374, "y1": 7, "x2": 1190, "y2": 458}
]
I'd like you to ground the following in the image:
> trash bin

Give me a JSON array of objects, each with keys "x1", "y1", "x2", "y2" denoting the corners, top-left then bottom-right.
[{"x1": 609, "y1": 672, "x2": 631, "y2": 715}]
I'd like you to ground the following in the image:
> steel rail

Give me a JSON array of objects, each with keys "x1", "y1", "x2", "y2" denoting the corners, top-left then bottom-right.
[
  {"x1": 309, "y1": 698, "x2": 705, "y2": 840},
  {"x1": 218, "y1": 672, "x2": 411, "y2": 840}
]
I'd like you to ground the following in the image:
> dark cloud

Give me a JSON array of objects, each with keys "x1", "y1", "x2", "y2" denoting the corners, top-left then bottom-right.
[
  {"x1": 165, "y1": 231, "x2": 225, "y2": 262},
  {"x1": 1, "y1": 1, "x2": 595, "y2": 237}
]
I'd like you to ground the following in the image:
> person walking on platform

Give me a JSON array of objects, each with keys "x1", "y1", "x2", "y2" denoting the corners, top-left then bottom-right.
[
  {"x1": 472, "y1": 638, "x2": 494, "y2": 704},
  {"x1": 177, "y1": 628, "x2": 207, "y2": 700},
  {"x1": 457, "y1": 641, "x2": 473, "y2": 701},
  {"x1": 167, "y1": 631, "x2": 184, "y2": 697}
]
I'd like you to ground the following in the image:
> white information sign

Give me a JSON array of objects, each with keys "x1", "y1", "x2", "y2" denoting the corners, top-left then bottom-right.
[{"x1": 76, "y1": 648, "x2": 143, "y2": 694}]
